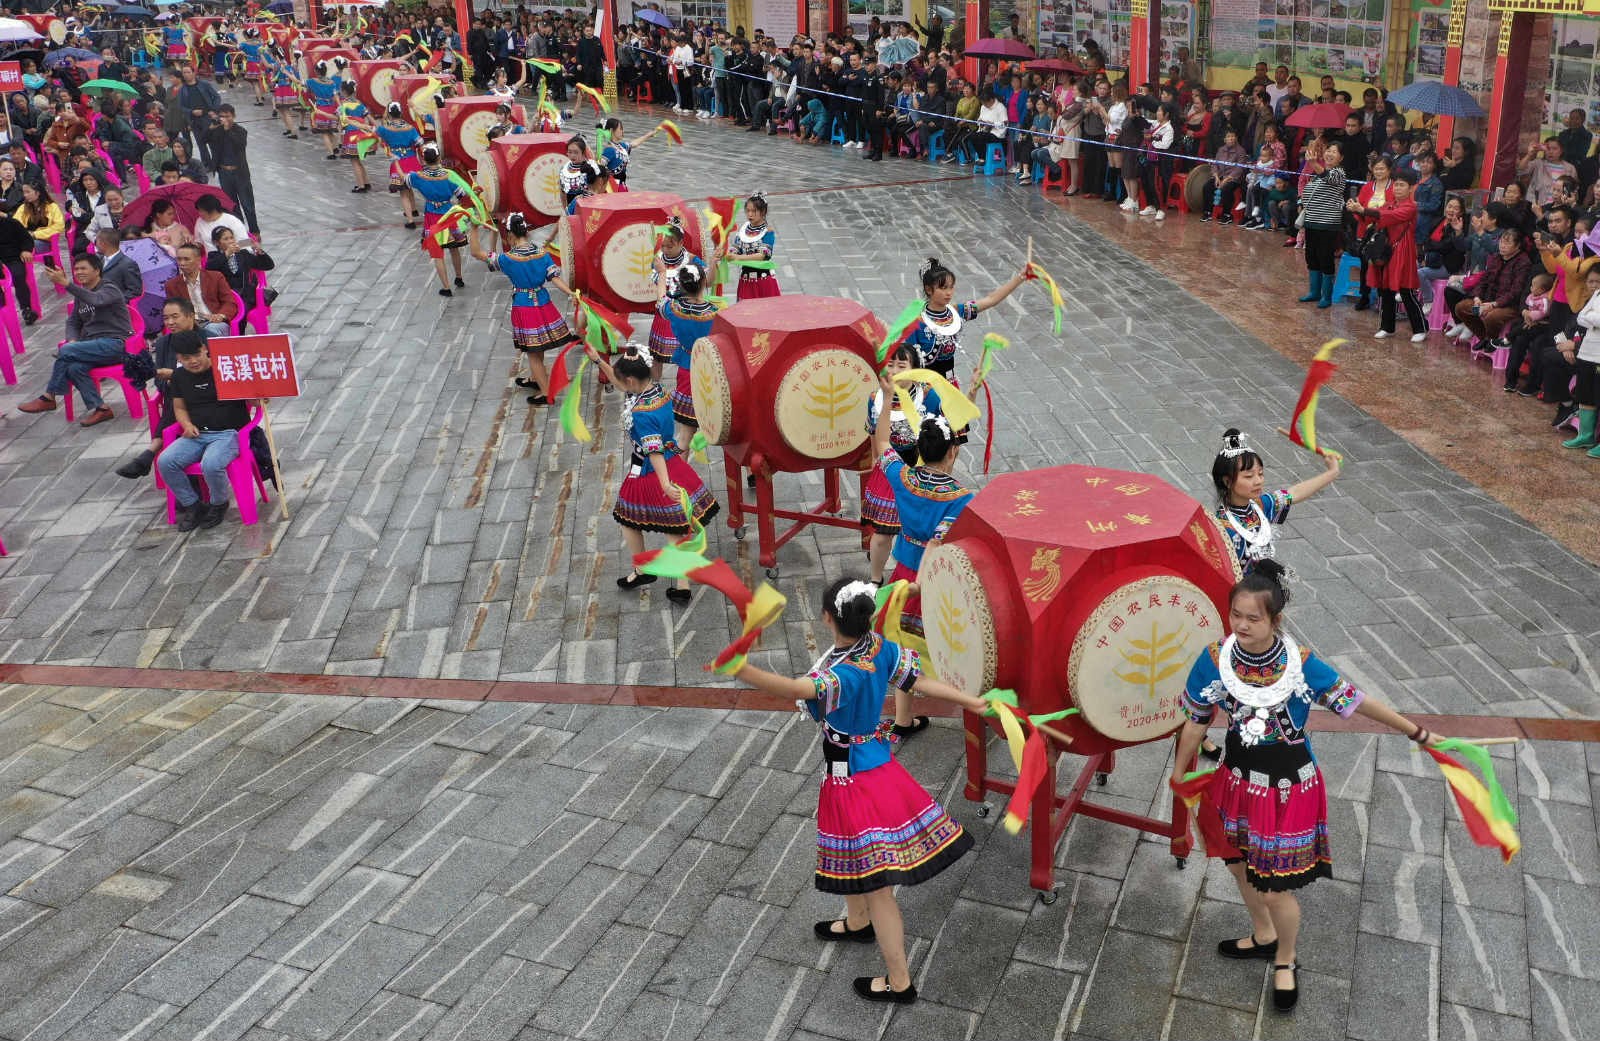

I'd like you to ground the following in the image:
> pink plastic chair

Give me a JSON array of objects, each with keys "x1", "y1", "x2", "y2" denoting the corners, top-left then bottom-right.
[
  {"x1": 228, "y1": 291, "x2": 245, "y2": 335},
  {"x1": 135, "y1": 165, "x2": 152, "y2": 194},
  {"x1": 42, "y1": 153, "x2": 62, "y2": 197},
  {"x1": 32, "y1": 235, "x2": 66, "y2": 296},
  {"x1": 244, "y1": 273, "x2": 273, "y2": 334},
  {"x1": 61, "y1": 306, "x2": 148, "y2": 423},
  {"x1": 158, "y1": 403, "x2": 270, "y2": 526},
  {"x1": 0, "y1": 267, "x2": 23, "y2": 372}
]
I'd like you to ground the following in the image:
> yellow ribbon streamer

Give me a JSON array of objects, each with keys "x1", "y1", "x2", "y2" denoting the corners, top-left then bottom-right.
[{"x1": 893, "y1": 369, "x2": 979, "y2": 433}]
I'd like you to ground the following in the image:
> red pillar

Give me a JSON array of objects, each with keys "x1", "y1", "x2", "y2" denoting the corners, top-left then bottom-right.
[
  {"x1": 963, "y1": 0, "x2": 986, "y2": 83},
  {"x1": 1482, "y1": 11, "x2": 1533, "y2": 189},
  {"x1": 454, "y1": 0, "x2": 472, "y2": 55},
  {"x1": 1125, "y1": 0, "x2": 1160, "y2": 87},
  {"x1": 1432, "y1": 0, "x2": 1468, "y2": 153},
  {"x1": 831, "y1": 0, "x2": 846, "y2": 35},
  {"x1": 797, "y1": 0, "x2": 809, "y2": 38},
  {"x1": 600, "y1": 0, "x2": 617, "y2": 68}
]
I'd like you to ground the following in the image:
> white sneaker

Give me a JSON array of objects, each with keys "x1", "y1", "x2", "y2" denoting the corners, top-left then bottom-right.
[
  {"x1": 1373, "y1": 330, "x2": 1391, "y2": 339},
  {"x1": 1119, "y1": 199, "x2": 1137, "y2": 212},
  {"x1": 1410, "y1": 332, "x2": 1427, "y2": 342},
  {"x1": 1138, "y1": 206, "x2": 1158, "y2": 216},
  {"x1": 1154, "y1": 210, "x2": 1165, "y2": 221},
  {"x1": 1442, "y1": 322, "x2": 1463, "y2": 338}
]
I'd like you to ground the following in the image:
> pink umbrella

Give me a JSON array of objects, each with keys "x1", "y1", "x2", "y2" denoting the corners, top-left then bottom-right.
[
  {"x1": 120, "y1": 181, "x2": 236, "y2": 232},
  {"x1": 963, "y1": 37, "x2": 1036, "y2": 61}
]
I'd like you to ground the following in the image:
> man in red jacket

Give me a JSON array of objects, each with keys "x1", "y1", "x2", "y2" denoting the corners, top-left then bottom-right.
[{"x1": 163, "y1": 242, "x2": 238, "y2": 337}]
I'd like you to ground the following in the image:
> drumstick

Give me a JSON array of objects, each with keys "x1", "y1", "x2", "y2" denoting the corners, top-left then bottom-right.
[
  {"x1": 1025, "y1": 236, "x2": 1033, "y2": 270},
  {"x1": 1410, "y1": 736, "x2": 1520, "y2": 750}
]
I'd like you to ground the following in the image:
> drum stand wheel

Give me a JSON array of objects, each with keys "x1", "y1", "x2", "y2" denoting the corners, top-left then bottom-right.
[
  {"x1": 1036, "y1": 887, "x2": 1059, "y2": 905},
  {"x1": 975, "y1": 802, "x2": 992, "y2": 818},
  {"x1": 733, "y1": 525, "x2": 748, "y2": 541}
]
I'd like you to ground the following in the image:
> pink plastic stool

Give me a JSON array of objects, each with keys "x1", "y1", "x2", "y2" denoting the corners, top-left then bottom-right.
[{"x1": 1426, "y1": 282, "x2": 1450, "y2": 331}]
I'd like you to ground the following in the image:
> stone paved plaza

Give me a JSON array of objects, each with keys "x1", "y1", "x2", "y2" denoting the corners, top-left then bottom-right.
[{"x1": 0, "y1": 96, "x2": 1597, "y2": 1041}]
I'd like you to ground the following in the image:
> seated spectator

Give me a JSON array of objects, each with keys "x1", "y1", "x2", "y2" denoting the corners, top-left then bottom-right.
[
  {"x1": 13, "y1": 252, "x2": 133, "y2": 426},
  {"x1": 116, "y1": 297, "x2": 203, "y2": 480},
  {"x1": 1446, "y1": 228, "x2": 1530, "y2": 347},
  {"x1": 170, "y1": 138, "x2": 208, "y2": 184},
  {"x1": 1418, "y1": 195, "x2": 1470, "y2": 303},
  {"x1": 1440, "y1": 136, "x2": 1477, "y2": 191},
  {"x1": 141, "y1": 125, "x2": 175, "y2": 180},
  {"x1": 1502, "y1": 272, "x2": 1554, "y2": 394},
  {"x1": 193, "y1": 194, "x2": 249, "y2": 255},
  {"x1": 96, "y1": 228, "x2": 144, "y2": 309},
  {"x1": 5, "y1": 141, "x2": 46, "y2": 191},
  {"x1": 87, "y1": 186, "x2": 131, "y2": 237},
  {"x1": 147, "y1": 198, "x2": 195, "y2": 257},
  {"x1": 156, "y1": 331, "x2": 252, "y2": 531},
  {"x1": 0, "y1": 204, "x2": 36, "y2": 323},
  {"x1": 1204, "y1": 129, "x2": 1250, "y2": 224},
  {"x1": 164, "y1": 242, "x2": 239, "y2": 337},
  {"x1": 17, "y1": 182, "x2": 65, "y2": 265},
  {"x1": 204, "y1": 226, "x2": 274, "y2": 296}
]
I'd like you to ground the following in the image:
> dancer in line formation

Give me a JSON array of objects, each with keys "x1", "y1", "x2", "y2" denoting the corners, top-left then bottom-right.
[
  {"x1": 646, "y1": 218, "x2": 706, "y2": 382},
  {"x1": 473, "y1": 213, "x2": 574, "y2": 406},
  {"x1": 727, "y1": 193, "x2": 779, "y2": 300}
]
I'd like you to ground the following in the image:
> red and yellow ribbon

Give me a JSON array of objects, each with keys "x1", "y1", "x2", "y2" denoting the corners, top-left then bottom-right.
[
  {"x1": 1025, "y1": 261, "x2": 1064, "y2": 335},
  {"x1": 575, "y1": 82, "x2": 609, "y2": 115},
  {"x1": 1286, "y1": 338, "x2": 1345, "y2": 462},
  {"x1": 1423, "y1": 739, "x2": 1520, "y2": 863},
  {"x1": 657, "y1": 119, "x2": 683, "y2": 146}
]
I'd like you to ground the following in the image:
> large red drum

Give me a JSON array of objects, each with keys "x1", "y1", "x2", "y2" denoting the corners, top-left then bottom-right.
[
  {"x1": 437, "y1": 95, "x2": 529, "y2": 171},
  {"x1": 17, "y1": 14, "x2": 65, "y2": 45},
  {"x1": 689, "y1": 296, "x2": 885, "y2": 474},
  {"x1": 919, "y1": 465, "x2": 1239, "y2": 757},
  {"x1": 392, "y1": 72, "x2": 459, "y2": 128},
  {"x1": 554, "y1": 192, "x2": 715, "y2": 317},
  {"x1": 481, "y1": 132, "x2": 569, "y2": 223},
  {"x1": 349, "y1": 59, "x2": 409, "y2": 112},
  {"x1": 301, "y1": 45, "x2": 357, "y2": 81}
]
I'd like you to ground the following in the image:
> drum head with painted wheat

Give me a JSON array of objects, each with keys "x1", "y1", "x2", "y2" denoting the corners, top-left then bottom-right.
[
  {"x1": 370, "y1": 66, "x2": 398, "y2": 107},
  {"x1": 771, "y1": 348, "x2": 875, "y2": 461},
  {"x1": 1067, "y1": 575, "x2": 1222, "y2": 743},
  {"x1": 597, "y1": 221, "x2": 658, "y2": 306},
  {"x1": 524, "y1": 152, "x2": 567, "y2": 217},
  {"x1": 475, "y1": 154, "x2": 498, "y2": 213},
  {"x1": 690, "y1": 337, "x2": 732, "y2": 444},
  {"x1": 917, "y1": 543, "x2": 998, "y2": 693}
]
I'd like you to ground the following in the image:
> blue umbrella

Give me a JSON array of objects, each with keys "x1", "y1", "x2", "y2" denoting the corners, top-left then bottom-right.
[
  {"x1": 112, "y1": 5, "x2": 155, "y2": 18},
  {"x1": 1386, "y1": 80, "x2": 1486, "y2": 119},
  {"x1": 266, "y1": 0, "x2": 294, "y2": 12},
  {"x1": 43, "y1": 47, "x2": 100, "y2": 66},
  {"x1": 635, "y1": 8, "x2": 673, "y2": 28}
]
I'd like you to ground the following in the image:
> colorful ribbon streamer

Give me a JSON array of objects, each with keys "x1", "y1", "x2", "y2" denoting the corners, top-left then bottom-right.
[
  {"x1": 1423, "y1": 738, "x2": 1521, "y2": 863},
  {"x1": 875, "y1": 298, "x2": 925, "y2": 365},
  {"x1": 1167, "y1": 766, "x2": 1234, "y2": 854},
  {"x1": 1286, "y1": 338, "x2": 1346, "y2": 463},
  {"x1": 575, "y1": 82, "x2": 610, "y2": 115},
  {"x1": 557, "y1": 350, "x2": 593, "y2": 443},
  {"x1": 1025, "y1": 261, "x2": 1065, "y2": 335},
  {"x1": 980, "y1": 691, "x2": 1080, "y2": 834},
  {"x1": 893, "y1": 369, "x2": 978, "y2": 437},
  {"x1": 658, "y1": 119, "x2": 683, "y2": 146},
  {"x1": 973, "y1": 333, "x2": 1012, "y2": 474},
  {"x1": 526, "y1": 57, "x2": 563, "y2": 75}
]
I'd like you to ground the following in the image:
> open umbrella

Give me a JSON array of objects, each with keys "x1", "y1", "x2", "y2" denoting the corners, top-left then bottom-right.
[
  {"x1": 0, "y1": 19, "x2": 43, "y2": 43},
  {"x1": 266, "y1": 0, "x2": 294, "y2": 13},
  {"x1": 120, "y1": 181, "x2": 236, "y2": 232},
  {"x1": 1284, "y1": 101, "x2": 1352, "y2": 130},
  {"x1": 1385, "y1": 80, "x2": 1485, "y2": 119},
  {"x1": 112, "y1": 5, "x2": 156, "y2": 17},
  {"x1": 118, "y1": 237, "x2": 178, "y2": 333},
  {"x1": 964, "y1": 37, "x2": 1035, "y2": 61},
  {"x1": 44, "y1": 46, "x2": 99, "y2": 66},
  {"x1": 1026, "y1": 57, "x2": 1083, "y2": 75},
  {"x1": 80, "y1": 77, "x2": 139, "y2": 95},
  {"x1": 635, "y1": 8, "x2": 672, "y2": 28}
]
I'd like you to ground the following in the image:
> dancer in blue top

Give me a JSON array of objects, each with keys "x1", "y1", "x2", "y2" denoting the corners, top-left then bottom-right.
[
  {"x1": 559, "y1": 135, "x2": 607, "y2": 214},
  {"x1": 727, "y1": 193, "x2": 780, "y2": 300},
  {"x1": 473, "y1": 212, "x2": 574, "y2": 405},
  {"x1": 266, "y1": 45, "x2": 301, "y2": 139},
  {"x1": 861, "y1": 344, "x2": 942, "y2": 584},
  {"x1": 597, "y1": 116, "x2": 665, "y2": 190},
  {"x1": 903, "y1": 255, "x2": 1027, "y2": 388},
  {"x1": 305, "y1": 60, "x2": 342, "y2": 159},
  {"x1": 336, "y1": 81, "x2": 372, "y2": 193},
  {"x1": 646, "y1": 217, "x2": 706, "y2": 378},
  {"x1": 239, "y1": 29, "x2": 266, "y2": 106},
  {"x1": 374, "y1": 102, "x2": 423, "y2": 228},
  {"x1": 406, "y1": 144, "x2": 469, "y2": 296},
  {"x1": 733, "y1": 577, "x2": 982, "y2": 1006},
  {"x1": 659, "y1": 262, "x2": 719, "y2": 446},
  {"x1": 582, "y1": 344, "x2": 720, "y2": 602}
]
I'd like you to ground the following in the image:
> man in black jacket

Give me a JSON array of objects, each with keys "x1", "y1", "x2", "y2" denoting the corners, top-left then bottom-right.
[
  {"x1": 576, "y1": 24, "x2": 605, "y2": 89},
  {"x1": 467, "y1": 16, "x2": 493, "y2": 89},
  {"x1": 176, "y1": 66, "x2": 221, "y2": 169},
  {"x1": 862, "y1": 63, "x2": 887, "y2": 160},
  {"x1": 203, "y1": 105, "x2": 258, "y2": 235}
]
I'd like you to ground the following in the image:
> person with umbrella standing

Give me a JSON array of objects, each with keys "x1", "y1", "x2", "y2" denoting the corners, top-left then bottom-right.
[{"x1": 177, "y1": 65, "x2": 221, "y2": 171}]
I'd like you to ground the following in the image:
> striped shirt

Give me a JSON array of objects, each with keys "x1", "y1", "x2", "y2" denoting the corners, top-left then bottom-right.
[{"x1": 1300, "y1": 167, "x2": 1348, "y2": 227}]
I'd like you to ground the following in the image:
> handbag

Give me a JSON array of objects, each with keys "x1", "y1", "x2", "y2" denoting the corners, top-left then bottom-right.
[
  {"x1": 1358, "y1": 226, "x2": 1392, "y2": 265},
  {"x1": 122, "y1": 347, "x2": 156, "y2": 389}
]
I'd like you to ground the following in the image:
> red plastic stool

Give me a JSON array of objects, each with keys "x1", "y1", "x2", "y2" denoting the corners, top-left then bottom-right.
[
  {"x1": 1165, "y1": 172, "x2": 1189, "y2": 214},
  {"x1": 1041, "y1": 159, "x2": 1070, "y2": 194},
  {"x1": 637, "y1": 81, "x2": 654, "y2": 103}
]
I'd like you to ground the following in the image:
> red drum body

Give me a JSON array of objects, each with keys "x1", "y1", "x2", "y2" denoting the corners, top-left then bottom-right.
[
  {"x1": 437, "y1": 95, "x2": 528, "y2": 172},
  {"x1": 555, "y1": 191, "x2": 714, "y2": 317},
  {"x1": 350, "y1": 59, "x2": 409, "y2": 112},
  {"x1": 920, "y1": 465, "x2": 1240, "y2": 757},
  {"x1": 392, "y1": 72, "x2": 459, "y2": 130},
  {"x1": 689, "y1": 296, "x2": 885, "y2": 474},
  {"x1": 482, "y1": 132, "x2": 569, "y2": 224}
]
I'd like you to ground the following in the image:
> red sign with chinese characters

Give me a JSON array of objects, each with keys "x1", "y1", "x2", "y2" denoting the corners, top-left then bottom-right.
[
  {"x1": 0, "y1": 63, "x2": 23, "y2": 94},
  {"x1": 208, "y1": 335, "x2": 301, "y2": 400}
]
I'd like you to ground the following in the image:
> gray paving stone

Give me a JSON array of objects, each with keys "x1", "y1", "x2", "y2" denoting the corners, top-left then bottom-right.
[
  {"x1": 532, "y1": 924, "x2": 678, "y2": 1040},
  {"x1": 152, "y1": 957, "x2": 306, "y2": 1041},
  {"x1": 129, "y1": 895, "x2": 297, "y2": 1007},
  {"x1": 263, "y1": 922, "x2": 427, "y2": 1040},
  {"x1": 0, "y1": 925, "x2": 172, "y2": 1041},
  {"x1": 1346, "y1": 933, "x2": 1438, "y2": 1040},
  {"x1": 376, "y1": 835, "x2": 522, "y2": 937},
  {"x1": 1073, "y1": 928, "x2": 1182, "y2": 1040}
]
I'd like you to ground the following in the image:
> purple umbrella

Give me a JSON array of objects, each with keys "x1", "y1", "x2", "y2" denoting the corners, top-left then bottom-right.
[
  {"x1": 43, "y1": 46, "x2": 99, "y2": 67},
  {"x1": 963, "y1": 37, "x2": 1035, "y2": 60},
  {"x1": 119, "y1": 237, "x2": 178, "y2": 331},
  {"x1": 635, "y1": 7, "x2": 673, "y2": 28}
]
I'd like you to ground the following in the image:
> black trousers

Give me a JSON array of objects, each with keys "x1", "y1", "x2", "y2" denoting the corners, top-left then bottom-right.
[
  {"x1": 1, "y1": 258, "x2": 31, "y2": 314},
  {"x1": 1081, "y1": 136, "x2": 1107, "y2": 194},
  {"x1": 1504, "y1": 323, "x2": 1547, "y2": 387},
  {"x1": 1303, "y1": 224, "x2": 1341, "y2": 275},
  {"x1": 1379, "y1": 287, "x2": 1425, "y2": 334},
  {"x1": 1577, "y1": 358, "x2": 1599, "y2": 406},
  {"x1": 863, "y1": 109, "x2": 883, "y2": 155},
  {"x1": 1540, "y1": 343, "x2": 1576, "y2": 402}
]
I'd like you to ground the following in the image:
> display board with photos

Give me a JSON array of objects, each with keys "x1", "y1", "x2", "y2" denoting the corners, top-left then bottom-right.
[
  {"x1": 1037, "y1": 0, "x2": 1133, "y2": 70},
  {"x1": 1547, "y1": 14, "x2": 1600, "y2": 135},
  {"x1": 1206, "y1": 0, "x2": 1389, "y2": 76}
]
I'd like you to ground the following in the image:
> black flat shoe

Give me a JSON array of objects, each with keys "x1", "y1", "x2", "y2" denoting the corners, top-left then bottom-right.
[
  {"x1": 1199, "y1": 742, "x2": 1222, "y2": 762},
  {"x1": 892, "y1": 716, "x2": 930, "y2": 740},
  {"x1": 453, "y1": 276, "x2": 465, "y2": 288},
  {"x1": 853, "y1": 976, "x2": 916, "y2": 1004},
  {"x1": 438, "y1": 288, "x2": 452, "y2": 297},
  {"x1": 665, "y1": 587, "x2": 691, "y2": 603},
  {"x1": 1271, "y1": 962, "x2": 1299, "y2": 1011},
  {"x1": 617, "y1": 572, "x2": 658, "y2": 590},
  {"x1": 404, "y1": 221, "x2": 417, "y2": 229},
  {"x1": 814, "y1": 919, "x2": 875, "y2": 943},
  {"x1": 1352, "y1": 298, "x2": 1370, "y2": 311},
  {"x1": 527, "y1": 394, "x2": 549, "y2": 406},
  {"x1": 515, "y1": 377, "x2": 540, "y2": 388},
  {"x1": 1217, "y1": 935, "x2": 1278, "y2": 960}
]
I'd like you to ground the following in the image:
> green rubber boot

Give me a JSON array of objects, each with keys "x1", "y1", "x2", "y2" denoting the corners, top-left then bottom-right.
[
  {"x1": 1298, "y1": 271, "x2": 1321, "y2": 303},
  {"x1": 1563, "y1": 407, "x2": 1598, "y2": 449}
]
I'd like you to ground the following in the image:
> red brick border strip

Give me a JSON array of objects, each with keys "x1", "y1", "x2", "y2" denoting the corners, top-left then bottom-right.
[{"x1": 1, "y1": 662, "x2": 1596, "y2": 744}]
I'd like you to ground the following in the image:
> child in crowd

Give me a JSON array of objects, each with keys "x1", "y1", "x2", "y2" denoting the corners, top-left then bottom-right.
[
  {"x1": 1240, "y1": 145, "x2": 1278, "y2": 229},
  {"x1": 1502, "y1": 272, "x2": 1555, "y2": 394}
]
